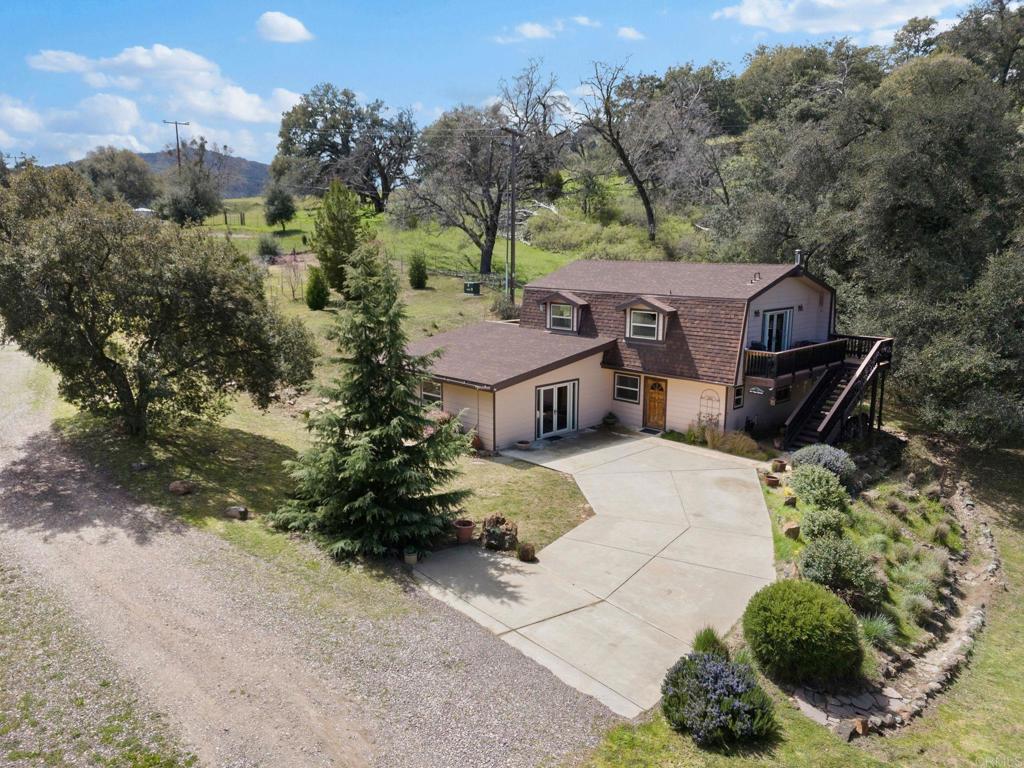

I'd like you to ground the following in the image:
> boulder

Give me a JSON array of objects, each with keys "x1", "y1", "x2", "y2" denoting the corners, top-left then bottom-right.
[
  {"x1": 481, "y1": 515, "x2": 518, "y2": 551},
  {"x1": 783, "y1": 496, "x2": 797, "y2": 507},
  {"x1": 853, "y1": 717, "x2": 870, "y2": 736},
  {"x1": 224, "y1": 505, "x2": 249, "y2": 521},
  {"x1": 782, "y1": 521, "x2": 801, "y2": 540},
  {"x1": 168, "y1": 480, "x2": 196, "y2": 496},
  {"x1": 833, "y1": 721, "x2": 856, "y2": 742}
]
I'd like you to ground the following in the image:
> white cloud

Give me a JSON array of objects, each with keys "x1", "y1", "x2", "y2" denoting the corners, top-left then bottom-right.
[
  {"x1": 256, "y1": 11, "x2": 314, "y2": 43},
  {"x1": 0, "y1": 95, "x2": 44, "y2": 133},
  {"x1": 494, "y1": 19, "x2": 569, "y2": 43},
  {"x1": 617, "y1": 26, "x2": 645, "y2": 40},
  {"x1": 26, "y1": 43, "x2": 295, "y2": 123},
  {"x1": 713, "y1": 0, "x2": 964, "y2": 35},
  {"x1": 0, "y1": 128, "x2": 14, "y2": 148},
  {"x1": 572, "y1": 15, "x2": 601, "y2": 27}
]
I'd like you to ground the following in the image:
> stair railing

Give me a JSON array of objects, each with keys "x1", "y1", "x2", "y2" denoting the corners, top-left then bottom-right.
[
  {"x1": 782, "y1": 366, "x2": 844, "y2": 448},
  {"x1": 816, "y1": 337, "x2": 894, "y2": 442}
]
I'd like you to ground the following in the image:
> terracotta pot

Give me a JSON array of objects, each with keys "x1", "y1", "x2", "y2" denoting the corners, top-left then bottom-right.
[
  {"x1": 771, "y1": 458, "x2": 787, "y2": 473},
  {"x1": 765, "y1": 473, "x2": 781, "y2": 488},
  {"x1": 515, "y1": 440, "x2": 532, "y2": 450},
  {"x1": 453, "y1": 518, "x2": 475, "y2": 544},
  {"x1": 403, "y1": 551, "x2": 418, "y2": 565}
]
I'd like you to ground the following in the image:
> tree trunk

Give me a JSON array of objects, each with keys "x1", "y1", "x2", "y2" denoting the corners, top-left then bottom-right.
[
  {"x1": 611, "y1": 140, "x2": 657, "y2": 242},
  {"x1": 479, "y1": 229, "x2": 496, "y2": 274},
  {"x1": 121, "y1": 405, "x2": 148, "y2": 438}
]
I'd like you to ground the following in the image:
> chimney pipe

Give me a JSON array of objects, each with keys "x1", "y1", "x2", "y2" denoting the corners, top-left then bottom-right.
[{"x1": 795, "y1": 249, "x2": 803, "y2": 266}]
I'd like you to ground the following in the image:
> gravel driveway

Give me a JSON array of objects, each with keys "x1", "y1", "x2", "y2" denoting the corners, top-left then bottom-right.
[{"x1": 0, "y1": 347, "x2": 616, "y2": 768}]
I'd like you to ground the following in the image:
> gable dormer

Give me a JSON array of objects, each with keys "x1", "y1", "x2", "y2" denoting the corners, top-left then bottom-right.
[
  {"x1": 616, "y1": 295, "x2": 676, "y2": 342},
  {"x1": 535, "y1": 290, "x2": 588, "y2": 333}
]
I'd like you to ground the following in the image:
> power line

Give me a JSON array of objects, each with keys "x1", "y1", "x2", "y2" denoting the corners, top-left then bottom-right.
[{"x1": 163, "y1": 119, "x2": 190, "y2": 170}]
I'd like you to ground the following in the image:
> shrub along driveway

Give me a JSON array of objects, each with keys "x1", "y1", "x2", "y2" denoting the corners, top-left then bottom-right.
[{"x1": 414, "y1": 432, "x2": 775, "y2": 717}]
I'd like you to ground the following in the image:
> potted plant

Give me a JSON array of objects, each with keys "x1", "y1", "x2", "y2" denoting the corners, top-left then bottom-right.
[
  {"x1": 771, "y1": 458, "x2": 787, "y2": 473},
  {"x1": 764, "y1": 473, "x2": 781, "y2": 488},
  {"x1": 453, "y1": 517, "x2": 475, "y2": 544},
  {"x1": 403, "y1": 546, "x2": 418, "y2": 565},
  {"x1": 602, "y1": 411, "x2": 618, "y2": 427}
]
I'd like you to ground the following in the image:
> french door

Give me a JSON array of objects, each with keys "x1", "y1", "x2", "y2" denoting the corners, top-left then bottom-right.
[
  {"x1": 763, "y1": 309, "x2": 793, "y2": 352},
  {"x1": 536, "y1": 382, "x2": 577, "y2": 438}
]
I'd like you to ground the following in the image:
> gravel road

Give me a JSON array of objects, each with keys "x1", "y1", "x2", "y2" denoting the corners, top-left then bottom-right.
[{"x1": 0, "y1": 347, "x2": 616, "y2": 767}]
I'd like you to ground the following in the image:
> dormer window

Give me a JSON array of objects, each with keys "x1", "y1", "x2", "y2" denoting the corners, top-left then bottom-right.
[
  {"x1": 617, "y1": 295, "x2": 675, "y2": 342},
  {"x1": 629, "y1": 309, "x2": 659, "y2": 340},
  {"x1": 548, "y1": 302, "x2": 574, "y2": 331},
  {"x1": 537, "y1": 290, "x2": 587, "y2": 333}
]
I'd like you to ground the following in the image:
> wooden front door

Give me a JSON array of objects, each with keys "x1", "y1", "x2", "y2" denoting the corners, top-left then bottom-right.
[{"x1": 644, "y1": 378, "x2": 667, "y2": 431}]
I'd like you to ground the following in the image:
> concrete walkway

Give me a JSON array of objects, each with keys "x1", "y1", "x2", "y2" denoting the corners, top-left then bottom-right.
[{"x1": 414, "y1": 432, "x2": 775, "y2": 718}]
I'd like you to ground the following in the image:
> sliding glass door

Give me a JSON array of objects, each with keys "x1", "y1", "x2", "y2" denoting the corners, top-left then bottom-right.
[{"x1": 536, "y1": 381, "x2": 577, "y2": 438}]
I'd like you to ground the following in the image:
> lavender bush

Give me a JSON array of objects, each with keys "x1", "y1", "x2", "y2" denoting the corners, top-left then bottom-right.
[{"x1": 661, "y1": 653, "x2": 777, "y2": 747}]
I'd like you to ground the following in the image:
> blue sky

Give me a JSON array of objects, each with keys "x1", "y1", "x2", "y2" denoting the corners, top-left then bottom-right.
[{"x1": 1, "y1": 1, "x2": 971, "y2": 165}]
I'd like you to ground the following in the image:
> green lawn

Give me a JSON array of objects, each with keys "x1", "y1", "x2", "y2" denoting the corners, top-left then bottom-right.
[{"x1": 203, "y1": 195, "x2": 321, "y2": 256}]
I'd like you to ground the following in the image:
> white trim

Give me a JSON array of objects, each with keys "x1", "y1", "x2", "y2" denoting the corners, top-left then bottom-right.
[
  {"x1": 535, "y1": 380, "x2": 578, "y2": 438},
  {"x1": 628, "y1": 308, "x2": 660, "y2": 340},
  {"x1": 547, "y1": 302, "x2": 575, "y2": 332},
  {"x1": 613, "y1": 372, "x2": 641, "y2": 403}
]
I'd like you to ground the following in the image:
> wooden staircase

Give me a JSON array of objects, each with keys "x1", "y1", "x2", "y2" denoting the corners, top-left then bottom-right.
[{"x1": 782, "y1": 336, "x2": 894, "y2": 450}]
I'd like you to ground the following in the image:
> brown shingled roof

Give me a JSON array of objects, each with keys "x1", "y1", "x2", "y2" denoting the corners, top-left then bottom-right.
[
  {"x1": 407, "y1": 322, "x2": 615, "y2": 390},
  {"x1": 527, "y1": 260, "x2": 799, "y2": 300}
]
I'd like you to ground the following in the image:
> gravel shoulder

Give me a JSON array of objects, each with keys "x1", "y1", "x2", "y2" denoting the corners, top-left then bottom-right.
[{"x1": 0, "y1": 347, "x2": 617, "y2": 767}]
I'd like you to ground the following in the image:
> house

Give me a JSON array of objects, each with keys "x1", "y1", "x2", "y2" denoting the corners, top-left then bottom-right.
[{"x1": 408, "y1": 259, "x2": 893, "y2": 451}]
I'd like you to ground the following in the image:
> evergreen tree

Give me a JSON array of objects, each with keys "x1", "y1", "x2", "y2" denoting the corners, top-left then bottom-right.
[
  {"x1": 272, "y1": 242, "x2": 471, "y2": 557},
  {"x1": 305, "y1": 265, "x2": 329, "y2": 310},
  {"x1": 312, "y1": 180, "x2": 366, "y2": 294}
]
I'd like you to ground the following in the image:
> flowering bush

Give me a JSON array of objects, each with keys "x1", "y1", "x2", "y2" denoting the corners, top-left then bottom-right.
[
  {"x1": 792, "y1": 444, "x2": 857, "y2": 484},
  {"x1": 661, "y1": 654, "x2": 777, "y2": 747}
]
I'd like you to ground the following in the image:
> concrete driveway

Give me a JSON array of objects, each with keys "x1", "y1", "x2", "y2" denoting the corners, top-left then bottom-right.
[{"x1": 414, "y1": 432, "x2": 775, "y2": 718}]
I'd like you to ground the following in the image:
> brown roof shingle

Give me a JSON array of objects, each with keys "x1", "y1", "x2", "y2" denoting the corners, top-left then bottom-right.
[
  {"x1": 527, "y1": 260, "x2": 798, "y2": 300},
  {"x1": 407, "y1": 322, "x2": 615, "y2": 390}
]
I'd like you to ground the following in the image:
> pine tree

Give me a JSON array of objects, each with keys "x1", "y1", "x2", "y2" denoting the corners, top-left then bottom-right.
[
  {"x1": 273, "y1": 241, "x2": 471, "y2": 557},
  {"x1": 312, "y1": 180, "x2": 366, "y2": 295},
  {"x1": 305, "y1": 265, "x2": 329, "y2": 310}
]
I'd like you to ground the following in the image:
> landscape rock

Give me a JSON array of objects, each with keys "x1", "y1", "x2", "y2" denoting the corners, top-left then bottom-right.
[
  {"x1": 168, "y1": 480, "x2": 196, "y2": 496},
  {"x1": 833, "y1": 721, "x2": 855, "y2": 742},
  {"x1": 224, "y1": 505, "x2": 249, "y2": 521},
  {"x1": 782, "y1": 521, "x2": 801, "y2": 539},
  {"x1": 783, "y1": 496, "x2": 797, "y2": 507}
]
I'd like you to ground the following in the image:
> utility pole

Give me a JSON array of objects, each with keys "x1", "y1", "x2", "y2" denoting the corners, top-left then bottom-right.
[
  {"x1": 500, "y1": 127, "x2": 522, "y2": 304},
  {"x1": 163, "y1": 119, "x2": 190, "y2": 170}
]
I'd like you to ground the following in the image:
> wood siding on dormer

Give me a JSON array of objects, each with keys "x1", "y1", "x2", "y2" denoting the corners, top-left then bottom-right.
[{"x1": 523, "y1": 289, "x2": 747, "y2": 385}]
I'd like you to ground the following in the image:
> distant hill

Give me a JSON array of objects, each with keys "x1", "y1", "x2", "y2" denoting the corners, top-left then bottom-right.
[{"x1": 137, "y1": 150, "x2": 270, "y2": 199}]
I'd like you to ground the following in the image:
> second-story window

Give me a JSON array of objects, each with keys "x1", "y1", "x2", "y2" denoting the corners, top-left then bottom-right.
[
  {"x1": 628, "y1": 309, "x2": 659, "y2": 340},
  {"x1": 548, "y1": 303, "x2": 574, "y2": 331}
]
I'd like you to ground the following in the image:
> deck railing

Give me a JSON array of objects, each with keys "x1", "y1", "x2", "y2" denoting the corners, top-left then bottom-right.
[
  {"x1": 816, "y1": 337, "x2": 894, "y2": 441},
  {"x1": 743, "y1": 338, "x2": 847, "y2": 379}
]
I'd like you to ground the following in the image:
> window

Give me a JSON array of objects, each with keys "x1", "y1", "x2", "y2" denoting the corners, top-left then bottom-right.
[
  {"x1": 548, "y1": 302, "x2": 573, "y2": 331},
  {"x1": 733, "y1": 386, "x2": 744, "y2": 410},
  {"x1": 628, "y1": 309, "x2": 659, "y2": 340},
  {"x1": 774, "y1": 385, "x2": 791, "y2": 404},
  {"x1": 613, "y1": 373, "x2": 641, "y2": 403},
  {"x1": 421, "y1": 379, "x2": 442, "y2": 406}
]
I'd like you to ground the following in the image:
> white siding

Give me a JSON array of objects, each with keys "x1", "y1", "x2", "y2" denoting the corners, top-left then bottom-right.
[
  {"x1": 746, "y1": 276, "x2": 832, "y2": 347},
  {"x1": 441, "y1": 383, "x2": 495, "y2": 450},
  {"x1": 726, "y1": 377, "x2": 816, "y2": 435},
  {"x1": 607, "y1": 372, "x2": 729, "y2": 434},
  {"x1": 493, "y1": 353, "x2": 611, "y2": 449}
]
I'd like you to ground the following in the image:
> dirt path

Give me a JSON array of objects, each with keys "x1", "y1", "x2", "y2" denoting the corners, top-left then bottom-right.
[
  {"x1": 1, "y1": 352, "x2": 373, "y2": 767},
  {"x1": 0, "y1": 346, "x2": 616, "y2": 768}
]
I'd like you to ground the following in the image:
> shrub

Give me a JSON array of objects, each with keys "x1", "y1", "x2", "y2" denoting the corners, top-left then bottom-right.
[
  {"x1": 743, "y1": 580, "x2": 863, "y2": 686},
  {"x1": 864, "y1": 533, "x2": 891, "y2": 554},
  {"x1": 893, "y1": 542, "x2": 915, "y2": 564},
  {"x1": 859, "y1": 613, "x2": 897, "y2": 648},
  {"x1": 407, "y1": 251, "x2": 428, "y2": 289},
  {"x1": 716, "y1": 431, "x2": 768, "y2": 460},
  {"x1": 305, "y1": 266, "x2": 330, "y2": 311},
  {"x1": 800, "y1": 536, "x2": 886, "y2": 611},
  {"x1": 692, "y1": 626, "x2": 729, "y2": 660},
  {"x1": 789, "y1": 465, "x2": 849, "y2": 512},
  {"x1": 801, "y1": 508, "x2": 846, "y2": 541},
  {"x1": 490, "y1": 293, "x2": 520, "y2": 320},
  {"x1": 791, "y1": 444, "x2": 857, "y2": 484},
  {"x1": 661, "y1": 654, "x2": 777, "y2": 746},
  {"x1": 901, "y1": 593, "x2": 934, "y2": 624},
  {"x1": 257, "y1": 233, "x2": 281, "y2": 261}
]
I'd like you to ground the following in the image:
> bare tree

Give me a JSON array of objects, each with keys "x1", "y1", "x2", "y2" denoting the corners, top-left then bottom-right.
[
  {"x1": 411, "y1": 105, "x2": 509, "y2": 274},
  {"x1": 576, "y1": 62, "x2": 662, "y2": 241}
]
